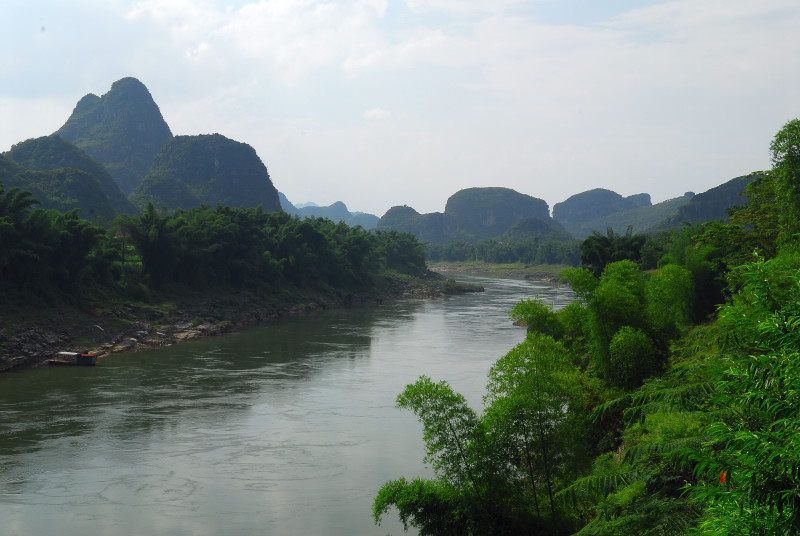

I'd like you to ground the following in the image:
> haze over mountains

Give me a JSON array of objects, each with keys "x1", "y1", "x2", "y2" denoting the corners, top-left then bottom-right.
[
  {"x1": 1, "y1": 77, "x2": 756, "y2": 243},
  {"x1": 376, "y1": 177, "x2": 753, "y2": 243}
]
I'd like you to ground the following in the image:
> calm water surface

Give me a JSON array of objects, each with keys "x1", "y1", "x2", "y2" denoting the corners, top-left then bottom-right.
[{"x1": 0, "y1": 275, "x2": 573, "y2": 535}]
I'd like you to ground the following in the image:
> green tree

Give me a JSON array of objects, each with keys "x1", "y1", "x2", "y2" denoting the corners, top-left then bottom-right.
[
  {"x1": 0, "y1": 183, "x2": 39, "y2": 283},
  {"x1": 684, "y1": 249, "x2": 800, "y2": 535},
  {"x1": 608, "y1": 326, "x2": 657, "y2": 389},
  {"x1": 770, "y1": 118, "x2": 800, "y2": 243},
  {"x1": 373, "y1": 376, "x2": 494, "y2": 535},
  {"x1": 700, "y1": 174, "x2": 779, "y2": 267},
  {"x1": 509, "y1": 298, "x2": 564, "y2": 340},
  {"x1": 645, "y1": 264, "x2": 694, "y2": 340},
  {"x1": 374, "y1": 334, "x2": 614, "y2": 535},
  {"x1": 0, "y1": 182, "x2": 40, "y2": 225},
  {"x1": 375, "y1": 230, "x2": 427, "y2": 276},
  {"x1": 561, "y1": 260, "x2": 682, "y2": 387},
  {"x1": 587, "y1": 261, "x2": 647, "y2": 377},
  {"x1": 484, "y1": 334, "x2": 584, "y2": 524},
  {"x1": 559, "y1": 266, "x2": 598, "y2": 303},
  {"x1": 580, "y1": 226, "x2": 646, "y2": 276},
  {"x1": 117, "y1": 201, "x2": 178, "y2": 287}
]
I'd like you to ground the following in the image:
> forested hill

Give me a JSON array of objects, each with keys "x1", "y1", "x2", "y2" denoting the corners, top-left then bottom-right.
[
  {"x1": 378, "y1": 187, "x2": 560, "y2": 242},
  {"x1": 56, "y1": 77, "x2": 173, "y2": 194},
  {"x1": 0, "y1": 154, "x2": 118, "y2": 220},
  {"x1": 129, "y1": 134, "x2": 281, "y2": 212},
  {"x1": 553, "y1": 188, "x2": 651, "y2": 226},
  {"x1": 650, "y1": 174, "x2": 757, "y2": 232},
  {"x1": 445, "y1": 187, "x2": 551, "y2": 240},
  {"x1": 5, "y1": 134, "x2": 136, "y2": 215},
  {"x1": 3, "y1": 75, "x2": 755, "y2": 232},
  {"x1": 560, "y1": 193, "x2": 695, "y2": 238},
  {"x1": 378, "y1": 178, "x2": 754, "y2": 247}
]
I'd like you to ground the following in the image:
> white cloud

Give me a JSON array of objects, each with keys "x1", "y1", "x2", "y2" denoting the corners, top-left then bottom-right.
[
  {"x1": 2, "y1": 0, "x2": 799, "y2": 215},
  {"x1": 402, "y1": 0, "x2": 530, "y2": 15},
  {"x1": 364, "y1": 108, "x2": 391, "y2": 120}
]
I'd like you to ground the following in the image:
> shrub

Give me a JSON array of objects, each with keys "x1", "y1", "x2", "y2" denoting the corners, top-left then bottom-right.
[{"x1": 608, "y1": 326, "x2": 657, "y2": 389}]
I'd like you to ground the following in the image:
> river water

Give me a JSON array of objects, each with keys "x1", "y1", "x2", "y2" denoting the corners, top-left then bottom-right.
[{"x1": 0, "y1": 275, "x2": 573, "y2": 536}]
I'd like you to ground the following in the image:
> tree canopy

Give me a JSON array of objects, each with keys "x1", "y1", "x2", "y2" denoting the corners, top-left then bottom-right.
[{"x1": 375, "y1": 119, "x2": 800, "y2": 535}]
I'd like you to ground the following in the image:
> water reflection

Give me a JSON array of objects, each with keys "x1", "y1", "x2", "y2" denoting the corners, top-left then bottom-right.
[{"x1": 0, "y1": 275, "x2": 572, "y2": 535}]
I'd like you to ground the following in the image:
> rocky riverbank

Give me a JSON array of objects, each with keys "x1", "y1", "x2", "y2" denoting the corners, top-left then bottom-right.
[{"x1": 0, "y1": 271, "x2": 482, "y2": 372}]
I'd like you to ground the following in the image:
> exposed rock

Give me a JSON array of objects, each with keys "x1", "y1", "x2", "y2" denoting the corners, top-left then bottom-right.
[{"x1": 1, "y1": 271, "x2": 480, "y2": 372}]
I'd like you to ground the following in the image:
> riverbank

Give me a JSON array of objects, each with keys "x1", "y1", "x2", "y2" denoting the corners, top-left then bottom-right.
[
  {"x1": 0, "y1": 270, "x2": 482, "y2": 372},
  {"x1": 429, "y1": 261, "x2": 571, "y2": 282}
]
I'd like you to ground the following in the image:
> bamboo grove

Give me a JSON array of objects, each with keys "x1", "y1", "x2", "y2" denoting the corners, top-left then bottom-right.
[{"x1": 0, "y1": 197, "x2": 427, "y2": 305}]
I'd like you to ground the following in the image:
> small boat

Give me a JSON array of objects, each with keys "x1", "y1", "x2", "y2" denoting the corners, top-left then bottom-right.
[{"x1": 48, "y1": 351, "x2": 97, "y2": 366}]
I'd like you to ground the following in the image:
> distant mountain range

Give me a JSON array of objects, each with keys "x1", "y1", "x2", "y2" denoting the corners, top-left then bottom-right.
[
  {"x1": 0, "y1": 76, "x2": 758, "y2": 244},
  {"x1": 377, "y1": 177, "x2": 754, "y2": 243},
  {"x1": 279, "y1": 193, "x2": 379, "y2": 229},
  {"x1": 377, "y1": 187, "x2": 568, "y2": 243}
]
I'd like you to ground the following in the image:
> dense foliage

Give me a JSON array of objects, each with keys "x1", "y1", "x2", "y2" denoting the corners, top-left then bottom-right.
[
  {"x1": 427, "y1": 237, "x2": 581, "y2": 265},
  {"x1": 578, "y1": 226, "x2": 646, "y2": 276},
  {"x1": 0, "y1": 153, "x2": 123, "y2": 222},
  {"x1": 374, "y1": 119, "x2": 800, "y2": 535},
  {"x1": 0, "y1": 191, "x2": 427, "y2": 306}
]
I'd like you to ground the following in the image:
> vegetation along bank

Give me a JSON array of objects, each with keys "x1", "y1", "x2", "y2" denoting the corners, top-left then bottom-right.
[
  {"x1": 372, "y1": 119, "x2": 800, "y2": 535},
  {"x1": 0, "y1": 201, "x2": 480, "y2": 371}
]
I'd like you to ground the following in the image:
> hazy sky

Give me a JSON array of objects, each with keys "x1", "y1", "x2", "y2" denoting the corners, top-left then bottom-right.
[{"x1": 2, "y1": 0, "x2": 799, "y2": 216}]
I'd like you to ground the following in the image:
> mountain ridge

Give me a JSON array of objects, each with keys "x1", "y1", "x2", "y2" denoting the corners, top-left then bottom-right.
[
  {"x1": 5, "y1": 134, "x2": 136, "y2": 215},
  {"x1": 56, "y1": 77, "x2": 173, "y2": 195},
  {"x1": 0, "y1": 76, "x2": 761, "y2": 239},
  {"x1": 130, "y1": 133, "x2": 281, "y2": 212}
]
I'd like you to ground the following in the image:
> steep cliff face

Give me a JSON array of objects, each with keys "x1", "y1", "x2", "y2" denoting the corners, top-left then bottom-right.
[
  {"x1": 129, "y1": 134, "x2": 281, "y2": 212},
  {"x1": 56, "y1": 77, "x2": 173, "y2": 194}
]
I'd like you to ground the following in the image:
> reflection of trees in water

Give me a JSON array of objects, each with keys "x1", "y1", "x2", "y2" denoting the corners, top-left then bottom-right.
[
  {"x1": 0, "y1": 300, "x2": 426, "y2": 455},
  {"x1": 0, "y1": 276, "x2": 570, "y2": 482}
]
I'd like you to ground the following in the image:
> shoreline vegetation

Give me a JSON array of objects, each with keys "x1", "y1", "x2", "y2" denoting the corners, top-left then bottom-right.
[
  {"x1": 0, "y1": 197, "x2": 489, "y2": 373},
  {"x1": 371, "y1": 119, "x2": 800, "y2": 534},
  {"x1": 0, "y1": 270, "x2": 482, "y2": 373},
  {"x1": 0, "y1": 260, "x2": 570, "y2": 374},
  {"x1": 429, "y1": 260, "x2": 570, "y2": 282}
]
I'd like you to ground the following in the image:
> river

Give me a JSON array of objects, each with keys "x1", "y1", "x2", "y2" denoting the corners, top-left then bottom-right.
[{"x1": 0, "y1": 274, "x2": 573, "y2": 536}]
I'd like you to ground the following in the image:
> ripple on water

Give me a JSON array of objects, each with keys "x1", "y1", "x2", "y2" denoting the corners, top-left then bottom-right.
[
  {"x1": 0, "y1": 275, "x2": 574, "y2": 536},
  {"x1": 99, "y1": 471, "x2": 200, "y2": 505}
]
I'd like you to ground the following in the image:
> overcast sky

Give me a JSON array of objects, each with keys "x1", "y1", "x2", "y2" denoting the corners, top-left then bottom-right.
[{"x1": 2, "y1": 0, "x2": 799, "y2": 216}]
